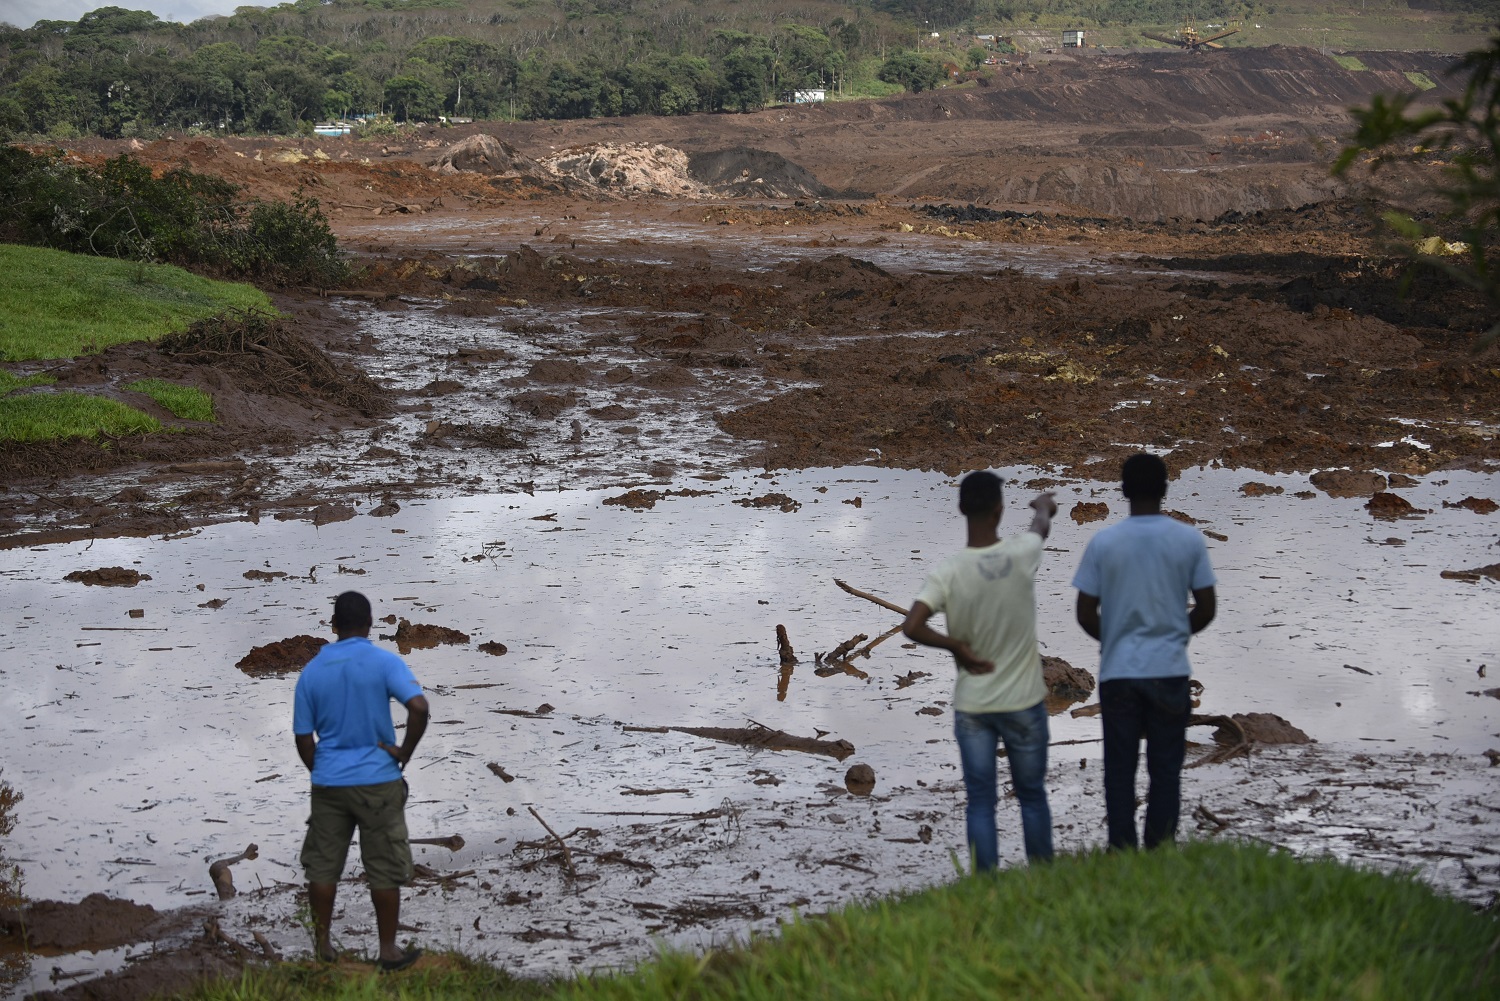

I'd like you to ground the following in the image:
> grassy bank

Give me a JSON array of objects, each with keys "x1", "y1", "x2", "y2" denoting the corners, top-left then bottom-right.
[
  {"x1": 186, "y1": 842, "x2": 1496, "y2": 1001},
  {"x1": 0, "y1": 244, "x2": 271, "y2": 362}
]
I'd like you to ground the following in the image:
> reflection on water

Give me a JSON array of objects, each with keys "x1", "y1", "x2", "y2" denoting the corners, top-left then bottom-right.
[{"x1": 0, "y1": 775, "x2": 27, "y2": 995}]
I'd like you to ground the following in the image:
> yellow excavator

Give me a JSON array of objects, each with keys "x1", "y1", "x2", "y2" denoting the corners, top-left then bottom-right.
[{"x1": 1143, "y1": 19, "x2": 1241, "y2": 50}]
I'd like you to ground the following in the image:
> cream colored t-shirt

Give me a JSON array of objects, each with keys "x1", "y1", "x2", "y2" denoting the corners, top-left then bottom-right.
[{"x1": 913, "y1": 532, "x2": 1047, "y2": 714}]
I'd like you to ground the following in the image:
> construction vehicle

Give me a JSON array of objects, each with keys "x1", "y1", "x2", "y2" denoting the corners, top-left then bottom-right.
[{"x1": 1142, "y1": 19, "x2": 1241, "y2": 50}]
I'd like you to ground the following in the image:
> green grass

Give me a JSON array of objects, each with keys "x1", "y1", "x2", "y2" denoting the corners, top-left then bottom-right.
[
  {"x1": 1405, "y1": 71, "x2": 1439, "y2": 92},
  {"x1": 180, "y1": 843, "x2": 1497, "y2": 1001},
  {"x1": 1332, "y1": 54, "x2": 1369, "y2": 71},
  {"x1": 125, "y1": 378, "x2": 216, "y2": 421},
  {"x1": 0, "y1": 371, "x2": 56, "y2": 395},
  {"x1": 0, "y1": 244, "x2": 273, "y2": 362},
  {"x1": 0, "y1": 392, "x2": 160, "y2": 441}
]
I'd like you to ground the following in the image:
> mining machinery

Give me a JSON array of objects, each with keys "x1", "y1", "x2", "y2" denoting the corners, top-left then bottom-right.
[{"x1": 1142, "y1": 20, "x2": 1241, "y2": 50}]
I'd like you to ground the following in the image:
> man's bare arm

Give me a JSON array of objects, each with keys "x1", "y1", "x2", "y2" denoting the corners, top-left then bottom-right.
[
  {"x1": 902, "y1": 601, "x2": 995, "y2": 675},
  {"x1": 380, "y1": 694, "x2": 430, "y2": 769},
  {"x1": 1028, "y1": 491, "x2": 1058, "y2": 540},
  {"x1": 1189, "y1": 586, "x2": 1216, "y2": 634},
  {"x1": 295, "y1": 733, "x2": 316, "y2": 773},
  {"x1": 1076, "y1": 592, "x2": 1102, "y2": 641}
]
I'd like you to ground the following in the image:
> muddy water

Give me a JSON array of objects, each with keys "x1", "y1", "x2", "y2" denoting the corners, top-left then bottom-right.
[{"x1": 2, "y1": 465, "x2": 1497, "y2": 988}]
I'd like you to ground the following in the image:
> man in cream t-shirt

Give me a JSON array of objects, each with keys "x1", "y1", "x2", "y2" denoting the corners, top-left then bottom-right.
[{"x1": 903, "y1": 471, "x2": 1058, "y2": 869}]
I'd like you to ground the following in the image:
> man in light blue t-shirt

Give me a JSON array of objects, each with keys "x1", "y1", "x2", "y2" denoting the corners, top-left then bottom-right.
[
  {"x1": 1073, "y1": 453, "x2": 1216, "y2": 850},
  {"x1": 293, "y1": 591, "x2": 429, "y2": 970}
]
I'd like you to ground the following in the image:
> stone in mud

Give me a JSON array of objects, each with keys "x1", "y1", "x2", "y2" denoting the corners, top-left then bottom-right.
[
  {"x1": 312, "y1": 503, "x2": 356, "y2": 527},
  {"x1": 734, "y1": 493, "x2": 801, "y2": 513},
  {"x1": 478, "y1": 641, "x2": 508, "y2": 656},
  {"x1": 428, "y1": 134, "x2": 542, "y2": 177},
  {"x1": 237, "y1": 635, "x2": 327, "y2": 675},
  {"x1": 370, "y1": 496, "x2": 401, "y2": 517},
  {"x1": 1310, "y1": 469, "x2": 1386, "y2": 498},
  {"x1": 1367, "y1": 492, "x2": 1419, "y2": 519},
  {"x1": 65, "y1": 567, "x2": 151, "y2": 587},
  {"x1": 392, "y1": 618, "x2": 470, "y2": 654},
  {"x1": 1230, "y1": 712, "x2": 1312, "y2": 745},
  {"x1": 844, "y1": 763, "x2": 876, "y2": 796},
  {"x1": 1070, "y1": 501, "x2": 1109, "y2": 523}
]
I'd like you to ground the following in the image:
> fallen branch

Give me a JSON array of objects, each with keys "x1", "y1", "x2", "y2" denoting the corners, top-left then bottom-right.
[
  {"x1": 622, "y1": 787, "x2": 690, "y2": 796},
  {"x1": 486, "y1": 762, "x2": 516, "y2": 782},
  {"x1": 776, "y1": 624, "x2": 797, "y2": 666},
  {"x1": 208, "y1": 843, "x2": 258, "y2": 901},
  {"x1": 833, "y1": 579, "x2": 909, "y2": 616},
  {"x1": 527, "y1": 805, "x2": 577, "y2": 880},
  {"x1": 410, "y1": 835, "x2": 466, "y2": 852},
  {"x1": 251, "y1": 931, "x2": 280, "y2": 961},
  {"x1": 855, "y1": 623, "x2": 905, "y2": 659},
  {"x1": 670, "y1": 725, "x2": 855, "y2": 761},
  {"x1": 826, "y1": 633, "x2": 869, "y2": 662},
  {"x1": 818, "y1": 857, "x2": 878, "y2": 876},
  {"x1": 1186, "y1": 713, "x2": 1251, "y2": 768}
]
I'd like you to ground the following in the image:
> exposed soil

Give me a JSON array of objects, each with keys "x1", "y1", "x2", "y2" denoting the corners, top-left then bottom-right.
[
  {"x1": 62, "y1": 568, "x2": 151, "y2": 587},
  {"x1": 4, "y1": 44, "x2": 1499, "y2": 1001},
  {"x1": 235, "y1": 635, "x2": 327, "y2": 676}
]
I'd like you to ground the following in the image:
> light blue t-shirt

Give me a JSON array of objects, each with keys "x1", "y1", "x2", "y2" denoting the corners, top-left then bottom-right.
[
  {"x1": 293, "y1": 636, "x2": 424, "y2": 787},
  {"x1": 1072, "y1": 514, "x2": 1217, "y2": 681}
]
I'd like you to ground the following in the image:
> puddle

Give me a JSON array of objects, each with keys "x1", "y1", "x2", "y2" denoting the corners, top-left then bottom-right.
[{"x1": 2, "y1": 464, "x2": 1497, "y2": 989}]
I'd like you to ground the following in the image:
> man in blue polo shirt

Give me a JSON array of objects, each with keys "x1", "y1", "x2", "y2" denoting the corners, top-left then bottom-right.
[
  {"x1": 1073, "y1": 453, "x2": 1217, "y2": 851},
  {"x1": 294, "y1": 591, "x2": 429, "y2": 971}
]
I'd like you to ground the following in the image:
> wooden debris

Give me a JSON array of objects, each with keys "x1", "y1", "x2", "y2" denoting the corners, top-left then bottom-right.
[
  {"x1": 826, "y1": 633, "x2": 869, "y2": 662},
  {"x1": 621, "y1": 788, "x2": 690, "y2": 796},
  {"x1": 833, "y1": 578, "x2": 908, "y2": 616},
  {"x1": 410, "y1": 835, "x2": 466, "y2": 852},
  {"x1": 208, "y1": 843, "x2": 258, "y2": 900},
  {"x1": 487, "y1": 762, "x2": 515, "y2": 782},
  {"x1": 776, "y1": 624, "x2": 797, "y2": 666},
  {"x1": 669, "y1": 723, "x2": 855, "y2": 761},
  {"x1": 527, "y1": 805, "x2": 577, "y2": 880},
  {"x1": 854, "y1": 623, "x2": 905, "y2": 659}
]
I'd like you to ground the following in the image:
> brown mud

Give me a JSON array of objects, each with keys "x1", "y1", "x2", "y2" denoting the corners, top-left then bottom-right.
[{"x1": 235, "y1": 635, "x2": 327, "y2": 676}]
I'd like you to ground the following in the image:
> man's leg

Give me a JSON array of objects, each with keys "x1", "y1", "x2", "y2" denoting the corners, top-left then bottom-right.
[
  {"x1": 300, "y1": 787, "x2": 356, "y2": 961},
  {"x1": 953, "y1": 711, "x2": 1001, "y2": 871},
  {"x1": 352, "y1": 780, "x2": 416, "y2": 964},
  {"x1": 1100, "y1": 679, "x2": 1145, "y2": 850},
  {"x1": 995, "y1": 701, "x2": 1053, "y2": 863},
  {"x1": 1141, "y1": 676, "x2": 1191, "y2": 849}
]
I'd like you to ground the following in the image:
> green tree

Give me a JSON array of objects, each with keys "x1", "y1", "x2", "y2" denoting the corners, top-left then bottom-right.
[
  {"x1": 1335, "y1": 35, "x2": 1500, "y2": 351},
  {"x1": 878, "y1": 51, "x2": 944, "y2": 93},
  {"x1": 383, "y1": 74, "x2": 439, "y2": 121}
]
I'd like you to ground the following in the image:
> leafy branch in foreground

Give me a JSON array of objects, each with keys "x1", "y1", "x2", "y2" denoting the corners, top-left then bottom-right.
[{"x1": 1335, "y1": 35, "x2": 1500, "y2": 352}]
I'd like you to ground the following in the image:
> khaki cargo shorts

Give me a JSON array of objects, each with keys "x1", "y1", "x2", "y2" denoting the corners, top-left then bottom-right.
[{"x1": 300, "y1": 779, "x2": 412, "y2": 890}]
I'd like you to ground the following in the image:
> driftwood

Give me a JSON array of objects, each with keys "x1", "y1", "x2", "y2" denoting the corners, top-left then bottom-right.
[
  {"x1": 622, "y1": 787, "x2": 690, "y2": 796},
  {"x1": 410, "y1": 835, "x2": 466, "y2": 852},
  {"x1": 826, "y1": 633, "x2": 869, "y2": 662},
  {"x1": 487, "y1": 762, "x2": 516, "y2": 782},
  {"x1": 670, "y1": 723, "x2": 855, "y2": 761},
  {"x1": 833, "y1": 578, "x2": 909, "y2": 616},
  {"x1": 776, "y1": 624, "x2": 797, "y2": 666},
  {"x1": 1187, "y1": 713, "x2": 1250, "y2": 767},
  {"x1": 208, "y1": 843, "x2": 258, "y2": 900},
  {"x1": 527, "y1": 805, "x2": 577, "y2": 879},
  {"x1": 855, "y1": 623, "x2": 905, "y2": 659}
]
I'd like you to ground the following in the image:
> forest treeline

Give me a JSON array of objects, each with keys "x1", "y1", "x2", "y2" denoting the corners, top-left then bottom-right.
[{"x1": 0, "y1": 0, "x2": 1487, "y2": 136}]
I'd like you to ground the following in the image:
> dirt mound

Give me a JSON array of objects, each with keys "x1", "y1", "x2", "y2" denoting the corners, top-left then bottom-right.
[
  {"x1": 1443, "y1": 496, "x2": 1498, "y2": 514},
  {"x1": 686, "y1": 147, "x2": 833, "y2": 199},
  {"x1": 428, "y1": 134, "x2": 542, "y2": 177},
  {"x1": 1229, "y1": 712, "x2": 1313, "y2": 745},
  {"x1": 508, "y1": 390, "x2": 576, "y2": 418},
  {"x1": 390, "y1": 618, "x2": 470, "y2": 654},
  {"x1": 543, "y1": 143, "x2": 711, "y2": 197},
  {"x1": 0, "y1": 893, "x2": 163, "y2": 950},
  {"x1": 784, "y1": 254, "x2": 892, "y2": 290},
  {"x1": 1367, "y1": 492, "x2": 1421, "y2": 519},
  {"x1": 236, "y1": 635, "x2": 327, "y2": 675},
  {"x1": 1240, "y1": 482, "x2": 1284, "y2": 497},
  {"x1": 1310, "y1": 469, "x2": 1387, "y2": 498},
  {"x1": 159, "y1": 313, "x2": 386, "y2": 417},
  {"x1": 734, "y1": 493, "x2": 801, "y2": 513},
  {"x1": 1043, "y1": 655, "x2": 1095, "y2": 712},
  {"x1": 1070, "y1": 502, "x2": 1109, "y2": 524},
  {"x1": 526, "y1": 359, "x2": 591, "y2": 385},
  {"x1": 64, "y1": 567, "x2": 151, "y2": 587}
]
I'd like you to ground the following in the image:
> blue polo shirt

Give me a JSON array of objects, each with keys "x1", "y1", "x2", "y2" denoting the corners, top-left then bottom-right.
[
  {"x1": 293, "y1": 636, "x2": 424, "y2": 787},
  {"x1": 1072, "y1": 514, "x2": 1217, "y2": 681}
]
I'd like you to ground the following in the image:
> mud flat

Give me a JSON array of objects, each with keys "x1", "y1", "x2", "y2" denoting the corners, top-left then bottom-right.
[{"x1": 2, "y1": 465, "x2": 1498, "y2": 996}]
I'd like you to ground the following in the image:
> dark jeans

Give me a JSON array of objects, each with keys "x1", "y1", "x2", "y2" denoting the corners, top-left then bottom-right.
[{"x1": 1100, "y1": 677, "x2": 1190, "y2": 850}]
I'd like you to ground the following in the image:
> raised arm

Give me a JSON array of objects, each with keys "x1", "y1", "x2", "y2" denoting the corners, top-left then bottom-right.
[
  {"x1": 1189, "y1": 586, "x2": 1216, "y2": 634},
  {"x1": 1028, "y1": 491, "x2": 1058, "y2": 540},
  {"x1": 902, "y1": 601, "x2": 995, "y2": 675}
]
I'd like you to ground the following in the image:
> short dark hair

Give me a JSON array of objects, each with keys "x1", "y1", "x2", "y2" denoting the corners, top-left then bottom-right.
[
  {"x1": 1121, "y1": 453, "x2": 1168, "y2": 500},
  {"x1": 958, "y1": 471, "x2": 1003, "y2": 517},
  {"x1": 332, "y1": 591, "x2": 373, "y2": 632}
]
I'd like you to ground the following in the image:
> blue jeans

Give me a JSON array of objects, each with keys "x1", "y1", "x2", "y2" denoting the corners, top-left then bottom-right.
[
  {"x1": 954, "y1": 701, "x2": 1053, "y2": 869},
  {"x1": 1100, "y1": 677, "x2": 1191, "y2": 850}
]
